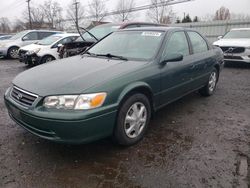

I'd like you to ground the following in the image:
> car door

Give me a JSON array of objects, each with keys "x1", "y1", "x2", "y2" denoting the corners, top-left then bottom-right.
[
  {"x1": 159, "y1": 31, "x2": 194, "y2": 106},
  {"x1": 22, "y1": 32, "x2": 39, "y2": 46},
  {"x1": 186, "y1": 31, "x2": 214, "y2": 88}
]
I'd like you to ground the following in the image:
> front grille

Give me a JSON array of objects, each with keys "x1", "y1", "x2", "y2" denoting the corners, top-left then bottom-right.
[
  {"x1": 220, "y1": 47, "x2": 245, "y2": 54},
  {"x1": 224, "y1": 56, "x2": 243, "y2": 60},
  {"x1": 10, "y1": 86, "x2": 38, "y2": 107}
]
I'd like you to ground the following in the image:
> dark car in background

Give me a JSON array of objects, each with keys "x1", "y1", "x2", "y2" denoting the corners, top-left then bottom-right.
[
  {"x1": 58, "y1": 22, "x2": 166, "y2": 58},
  {"x1": 4, "y1": 27, "x2": 224, "y2": 146}
]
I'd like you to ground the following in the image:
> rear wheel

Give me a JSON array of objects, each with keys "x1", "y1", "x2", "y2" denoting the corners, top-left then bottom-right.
[
  {"x1": 113, "y1": 93, "x2": 151, "y2": 146},
  {"x1": 199, "y1": 68, "x2": 219, "y2": 96},
  {"x1": 8, "y1": 47, "x2": 19, "y2": 59}
]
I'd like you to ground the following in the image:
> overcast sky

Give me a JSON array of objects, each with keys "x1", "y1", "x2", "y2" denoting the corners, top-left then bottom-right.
[{"x1": 0, "y1": 0, "x2": 249, "y2": 24}]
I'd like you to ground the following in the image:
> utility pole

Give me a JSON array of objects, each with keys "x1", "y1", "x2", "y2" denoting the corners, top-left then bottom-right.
[
  {"x1": 73, "y1": 0, "x2": 79, "y2": 29},
  {"x1": 26, "y1": 0, "x2": 32, "y2": 29}
]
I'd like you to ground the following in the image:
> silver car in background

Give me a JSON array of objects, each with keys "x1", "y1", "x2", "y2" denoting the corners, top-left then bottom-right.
[
  {"x1": 213, "y1": 28, "x2": 250, "y2": 63},
  {"x1": 0, "y1": 30, "x2": 61, "y2": 59}
]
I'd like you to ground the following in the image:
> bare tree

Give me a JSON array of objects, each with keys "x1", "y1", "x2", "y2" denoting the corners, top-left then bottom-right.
[
  {"x1": 66, "y1": 0, "x2": 85, "y2": 27},
  {"x1": 113, "y1": 0, "x2": 135, "y2": 22},
  {"x1": 214, "y1": 6, "x2": 230, "y2": 20},
  {"x1": 231, "y1": 13, "x2": 250, "y2": 20},
  {"x1": 147, "y1": 0, "x2": 175, "y2": 24},
  {"x1": 41, "y1": 0, "x2": 63, "y2": 28},
  {"x1": 12, "y1": 19, "x2": 26, "y2": 32},
  {"x1": 88, "y1": 0, "x2": 107, "y2": 22},
  {"x1": 0, "y1": 17, "x2": 11, "y2": 33},
  {"x1": 22, "y1": 6, "x2": 45, "y2": 29}
]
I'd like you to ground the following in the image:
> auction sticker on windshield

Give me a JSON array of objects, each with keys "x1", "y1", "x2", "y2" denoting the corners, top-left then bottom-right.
[{"x1": 141, "y1": 32, "x2": 162, "y2": 37}]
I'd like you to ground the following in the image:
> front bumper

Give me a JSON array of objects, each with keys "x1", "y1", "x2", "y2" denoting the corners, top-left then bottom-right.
[
  {"x1": 19, "y1": 52, "x2": 42, "y2": 65},
  {"x1": 222, "y1": 48, "x2": 250, "y2": 63},
  {"x1": 4, "y1": 88, "x2": 117, "y2": 144}
]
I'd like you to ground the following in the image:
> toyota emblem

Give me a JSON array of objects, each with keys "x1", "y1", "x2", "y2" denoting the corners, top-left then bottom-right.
[{"x1": 16, "y1": 93, "x2": 23, "y2": 100}]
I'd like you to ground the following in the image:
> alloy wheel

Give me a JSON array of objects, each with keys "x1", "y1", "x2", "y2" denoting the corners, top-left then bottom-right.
[{"x1": 124, "y1": 102, "x2": 147, "y2": 139}]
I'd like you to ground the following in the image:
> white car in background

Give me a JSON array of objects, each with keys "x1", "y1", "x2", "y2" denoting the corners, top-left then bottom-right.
[
  {"x1": 0, "y1": 30, "x2": 61, "y2": 59},
  {"x1": 19, "y1": 33, "x2": 79, "y2": 66},
  {"x1": 213, "y1": 28, "x2": 250, "y2": 63}
]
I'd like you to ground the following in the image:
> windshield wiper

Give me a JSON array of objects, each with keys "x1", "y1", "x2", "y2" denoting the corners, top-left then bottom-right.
[
  {"x1": 83, "y1": 51, "x2": 96, "y2": 56},
  {"x1": 95, "y1": 53, "x2": 128, "y2": 61}
]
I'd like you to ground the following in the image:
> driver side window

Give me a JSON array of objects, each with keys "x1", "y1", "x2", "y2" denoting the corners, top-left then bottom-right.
[
  {"x1": 23, "y1": 32, "x2": 38, "y2": 41},
  {"x1": 163, "y1": 31, "x2": 190, "y2": 58}
]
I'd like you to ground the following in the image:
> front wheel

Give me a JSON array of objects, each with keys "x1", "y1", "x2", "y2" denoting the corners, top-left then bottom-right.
[
  {"x1": 113, "y1": 93, "x2": 151, "y2": 146},
  {"x1": 199, "y1": 68, "x2": 219, "y2": 96}
]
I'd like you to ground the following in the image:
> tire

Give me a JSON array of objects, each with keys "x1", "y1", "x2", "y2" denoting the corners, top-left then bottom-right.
[
  {"x1": 113, "y1": 93, "x2": 151, "y2": 146},
  {"x1": 40, "y1": 55, "x2": 55, "y2": 64},
  {"x1": 199, "y1": 68, "x2": 219, "y2": 96},
  {"x1": 8, "y1": 46, "x2": 19, "y2": 59}
]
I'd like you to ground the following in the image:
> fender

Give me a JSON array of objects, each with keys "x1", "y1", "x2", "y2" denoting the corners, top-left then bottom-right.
[{"x1": 117, "y1": 81, "x2": 153, "y2": 104}]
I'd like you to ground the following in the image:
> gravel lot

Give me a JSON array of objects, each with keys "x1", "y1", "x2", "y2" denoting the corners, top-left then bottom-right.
[{"x1": 0, "y1": 59, "x2": 249, "y2": 188}]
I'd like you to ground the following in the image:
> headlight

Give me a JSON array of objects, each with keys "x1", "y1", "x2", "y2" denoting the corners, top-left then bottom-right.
[
  {"x1": 43, "y1": 93, "x2": 107, "y2": 110},
  {"x1": 26, "y1": 48, "x2": 40, "y2": 55}
]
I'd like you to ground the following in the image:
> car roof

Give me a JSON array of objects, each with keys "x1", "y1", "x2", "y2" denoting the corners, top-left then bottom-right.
[
  {"x1": 231, "y1": 28, "x2": 250, "y2": 31},
  {"x1": 116, "y1": 26, "x2": 186, "y2": 32},
  {"x1": 94, "y1": 22, "x2": 168, "y2": 28},
  {"x1": 23, "y1": 30, "x2": 63, "y2": 33},
  {"x1": 51, "y1": 33, "x2": 79, "y2": 37}
]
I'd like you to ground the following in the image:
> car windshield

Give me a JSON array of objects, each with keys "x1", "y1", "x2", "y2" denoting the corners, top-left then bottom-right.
[
  {"x1": 76, "y1": 25, "x2": 120, "y2": 42},
  {"x1": 10, "y1": 31, "x2": 28, "y2": 40},
  {"x1": 37, "y1": 35, "x2": 62, "y2": 45},
  {"x1": 223, "y1": 30, "x2": 250, "y2": 39},
  {"x1": 88, "y1": 31, "x2": 164, "y2": 60}
]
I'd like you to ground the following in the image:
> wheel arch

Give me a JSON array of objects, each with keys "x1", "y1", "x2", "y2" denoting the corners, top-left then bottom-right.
[
  {"x1": 117, "y1": 82, "x2": 155, "y2": 114},
  {"x1": 214, "y1": 63, "x2": 220, "y2": 82}
]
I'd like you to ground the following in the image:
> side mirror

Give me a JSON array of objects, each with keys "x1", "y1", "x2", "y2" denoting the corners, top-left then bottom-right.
[
  {"x1": 22, "y1": 36, "x2": 29, "y2": 41},
  {"x1": 57, "y1": 43, "x2": 63, "y2": 48},
  {"x1": 217, "y1": 36, "x2": 223, "y2": 40},
  {"x1": 161, "y1": 53, "x2": 183, "y2": 65}
]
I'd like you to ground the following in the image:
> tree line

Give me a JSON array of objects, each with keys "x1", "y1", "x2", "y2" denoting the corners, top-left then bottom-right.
[{"x1": 0, "y1": 0, "x2": 249, "y2": 34}]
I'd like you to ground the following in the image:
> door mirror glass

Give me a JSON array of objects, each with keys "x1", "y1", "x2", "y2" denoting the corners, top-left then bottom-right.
[{"x1": 161, "y1": 53, "x2": 183, "y2": 64}]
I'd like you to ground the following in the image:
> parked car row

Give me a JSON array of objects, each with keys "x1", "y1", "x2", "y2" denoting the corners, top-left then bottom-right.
[{"x1": 0, "y1": 30, "x2": 61, "y2": 59}]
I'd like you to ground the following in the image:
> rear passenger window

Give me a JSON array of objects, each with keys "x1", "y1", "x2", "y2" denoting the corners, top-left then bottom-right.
[
  {"x1": 188, "y1": 31, "x2": 208, "y2": 53},
  {"x1": 38, "y1": 32, "x2": 55, "y2": 40},
  {"x1": 23, "y1": 32, "x2": 38, "y2": 40},
  {"x1": 163, "y1": 31, "x2": 190, "y2": 57}
]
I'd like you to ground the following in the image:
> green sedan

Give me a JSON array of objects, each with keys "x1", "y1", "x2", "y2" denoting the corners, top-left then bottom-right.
[{"x1": 4, "y1": 27, "x2": 224, "y2": 146}]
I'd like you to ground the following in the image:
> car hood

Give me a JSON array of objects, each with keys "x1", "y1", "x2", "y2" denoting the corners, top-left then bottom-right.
[
  {"x1": 13, "y1": 55, "x2": 149, "y2": 96},
  {"x1": 213, "y1": 38, "x2": 250, "y2": 47},
  {"x1": 20, "y1": 43, "x2": 48, "y2": 51}
]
